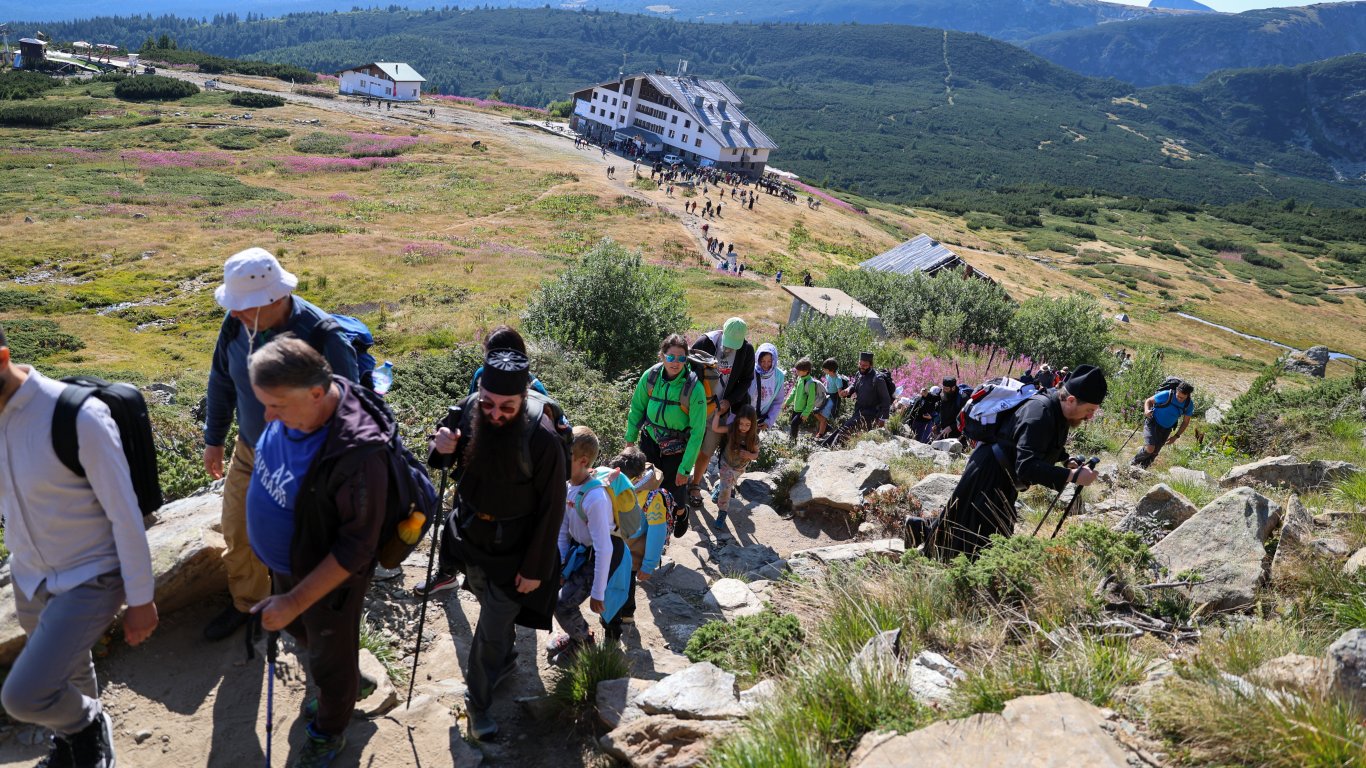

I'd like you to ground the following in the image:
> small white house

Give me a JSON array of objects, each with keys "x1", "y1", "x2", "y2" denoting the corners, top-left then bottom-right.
[{"x1": 336, "y1": 62, "x2": 426, "y2": 101}]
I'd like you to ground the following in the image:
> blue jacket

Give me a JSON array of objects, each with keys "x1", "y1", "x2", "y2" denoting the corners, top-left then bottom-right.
[{"x1": 205, "y1": 296, "x2": 360, "y2": 447}]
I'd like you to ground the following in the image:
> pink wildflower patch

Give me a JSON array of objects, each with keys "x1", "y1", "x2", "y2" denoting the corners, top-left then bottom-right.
[
  {"x1": 329, "y1": 192, "x2": 354, "y2": 202},
  {"x1": 121, "y1": 150, "x2": 234, "y2": 169},
  {"x1": 345, "y1": 132, "x2": 421, "y2": 157},
  {"x1": 279, "y1": 156, "x2": 407, "y2": 173},
  {"x1": 890, "y1": 347, "x2": 1035, "y2": 397}
]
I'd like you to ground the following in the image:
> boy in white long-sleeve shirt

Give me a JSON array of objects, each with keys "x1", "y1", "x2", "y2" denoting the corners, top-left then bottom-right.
[
  {"x1": 0, "y1": 324, "x2": 159, "y2": 768},
  {"x1": 549, "y1": 426, "x2": 615, "y2": 661}
]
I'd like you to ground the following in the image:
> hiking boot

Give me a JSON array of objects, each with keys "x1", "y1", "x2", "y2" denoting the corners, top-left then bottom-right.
[
  {"x1": 67, "y1": 711, "x2": 114, "y2": 768},
  {"x1": 547, "y1": 631, "x2": 593, "y2": 664},
  {"x1": 291, "y1": 722, "x2": 346, "y2": 768},
  {"x1": 203, "y1": 604, "x2": 251, "y2": 641},
  {"x1": 413, "y1": 572, "x2": 460, "y2": 597},
  {"x1": 36, "y1": 733, "x2": 74, "y2": 768},
  {"x1": 686, "y1": 484, "x2": 704, "y2": 512},
  {"x1": 303, "y1": 670, "x2": 380, "y2": 720},
  {"x1": 465, "y1": 700, "x2": 499, "y2": 741}
]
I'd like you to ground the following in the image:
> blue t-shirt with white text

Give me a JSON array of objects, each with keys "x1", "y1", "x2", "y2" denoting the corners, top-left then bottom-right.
[
  {"x1": 1152, "y1": 389, "x2": 1194, "y2": 429},
  {"x1": 247, "y1": 421, "x2": 330, "y2": 575}
]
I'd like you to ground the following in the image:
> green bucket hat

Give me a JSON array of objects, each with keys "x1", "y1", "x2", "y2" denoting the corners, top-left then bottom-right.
[{"x1": 721, "y1": 317, "x2": 748, "y2": 350}]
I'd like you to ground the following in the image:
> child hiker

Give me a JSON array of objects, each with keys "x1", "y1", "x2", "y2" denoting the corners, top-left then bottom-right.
[
  {"x1": 711, "y1": 405, "x2": 760, "y2": 530},
  {"x1": 550, "y1": 427, "x2": 617, "y2": 662},
  {"x1": 814, "y1": 357, "x2": 842, "y2": 440},
  {"x1": 784, "y1": 358, "x2": 821, "y2": 440},
  {"x1": 602, "y1": 446, "x2": 669, "y2": 636}
]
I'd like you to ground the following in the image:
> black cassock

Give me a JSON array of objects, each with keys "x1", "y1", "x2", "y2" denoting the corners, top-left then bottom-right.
[{"x1": 928, "y1": 390, "x2": 1074, "y2": 561}]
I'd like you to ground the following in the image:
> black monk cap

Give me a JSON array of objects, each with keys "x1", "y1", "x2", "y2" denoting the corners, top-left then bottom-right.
[
  {"x1": 1065, "y1": 364, "x2": 1107, "y2": 405},
  {"x1": 481, "y1": 348, "x2": 530, "y2": 396}
]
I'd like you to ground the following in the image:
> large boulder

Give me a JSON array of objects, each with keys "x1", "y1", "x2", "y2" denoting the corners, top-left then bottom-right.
[
  {"x1": 908, "y1": 473, "x2": 961, "y2": 516},
  {"x1": 1271, "y1": 495, "x2": 1316, "y2": 585},
  {"x1": 790, "y1": 447, "x2": 891, "y2": 511},
  {"x1": 599, "y1": 714, "x2": 739, "y2": 768},
  {"x1": 1283, "y1": 346, "x2": 1330, "y2": 378},
  {"x1": 634, "y1": 662, "x2": 747, "y2": 720},
  {"x1": 597, "y1": 677, "x2": 654, "y2": 729},
  {"x1": 1220, "y1": 455, "x2": 1359, "y2": 493},
  {"x1": 1247, "y1": 654, "x2": 1327, "y2": 696},
  {"x1": 1329, "y1": 629, "x2": 1366, "y2": 717},
  {"x1": 1116, "y1": 483, "x2": 1198, "y2": 540},
  {"x1": 0, "y1": 493, "x2": 227, "y2": 665},
  {"x1": 848, "y1": 693, "x2": 1137, "y2": 768},
  {"x1": 703, "y1": 578, "x2": 763, "y2": 618},
  {"x1": 1150, "y1": 487, "x2": 1281, "y2": 612}
]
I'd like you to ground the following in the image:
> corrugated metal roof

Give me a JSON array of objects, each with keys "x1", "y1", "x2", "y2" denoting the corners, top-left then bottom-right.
[
  {"x1": 860, "y1": 234, "x2": 962, "y2": 275},
  {"x1": 338, "y1": 62, "x2": 427, "y2": 82},
  {"x1": 643, "y1": 74, "x2": 778, "y2": 151}
]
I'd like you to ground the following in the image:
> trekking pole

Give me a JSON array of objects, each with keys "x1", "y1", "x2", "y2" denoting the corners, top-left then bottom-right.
[
  {"x1": 1115, "y1": 417, "x2": 1143, "y2": 461},
  {"x1": 1030, "y1": 486, "x2": 1068, "y2": 537},
  {"x1": 1048, "y1": 457, "x2": 1100, "y2": 539},
  {"x1": 265, "y1": 628, "x2": 278, "y2": 768},
  {"x1": 407, "y1": 406, "x2": 460, "y2": 708}
]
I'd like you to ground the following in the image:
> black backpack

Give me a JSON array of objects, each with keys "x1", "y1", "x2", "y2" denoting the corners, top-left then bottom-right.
[
  {"x1": 1158, "y1": 376, "x2": 1184, "y2": 393},
  {"x1": 346, "y1": 387, "x2": 439, "y2": 569},
  {"x1": 51, "y1": 377, "x2": 164, "y2": 517},
  {"x1": 875, "y1": 368, "x2": 897, "y2": 402}
]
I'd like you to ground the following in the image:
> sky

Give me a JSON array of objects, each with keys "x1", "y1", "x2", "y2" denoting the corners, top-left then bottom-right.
[{"x1": 1107, "y1": 0, "x2": 1323, "y2": 10}]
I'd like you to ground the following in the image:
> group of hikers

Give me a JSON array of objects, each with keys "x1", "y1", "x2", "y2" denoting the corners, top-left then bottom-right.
[{"x1": 0, "y1": 243, "x2": 1203, "y2": 766}]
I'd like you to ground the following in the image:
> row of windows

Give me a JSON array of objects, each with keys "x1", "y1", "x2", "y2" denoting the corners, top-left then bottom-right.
[
  {"x1": 636, "y1": 103, "x2": 668, "y2": 122},
  {"x1": 633, "y1": 117, "x2": 665, "y2": 135},
  {"x1": 588, "y1": 105, "x2": 618, "y2": 121},
  {"x1": 592, "y1": 92, "x2": 620, "y2": 107}
]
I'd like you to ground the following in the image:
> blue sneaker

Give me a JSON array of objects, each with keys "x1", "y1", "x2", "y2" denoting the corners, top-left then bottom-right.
[
  {"x1": 292, "y1": 722, "x2": 346, "y2": 768},
  {"x1": 712, "y1": 510, "x2": 728, "y2": 530}
]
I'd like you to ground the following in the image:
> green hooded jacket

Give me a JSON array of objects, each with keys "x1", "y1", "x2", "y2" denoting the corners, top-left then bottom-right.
[
  {"x1": 625, "y1": 364, "x2": 708, "y2": 475},
  {"x1": 784, "y1": 373, "x2": 821, "y2": 418}
]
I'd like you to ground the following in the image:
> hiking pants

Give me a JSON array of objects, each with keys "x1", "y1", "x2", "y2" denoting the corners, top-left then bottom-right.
[
  {"x1": 222, "y1": 437, "x2": 270, "y2": 612},
  {"x1": 554, "y1": 549, "x2": 598, "y2": 642},
  {"x1": 274, "y1": 566, "x2": 373, "y2": 738},
  {"x1": 2, "y1": 570, "x2": 124, "y2": 735},
  {"x1": 1132, "y1": 419, "x2": 1171, "y2": 468},
  {"x1": 463, "y1": 564, "x2": 522, "y2": 712}
]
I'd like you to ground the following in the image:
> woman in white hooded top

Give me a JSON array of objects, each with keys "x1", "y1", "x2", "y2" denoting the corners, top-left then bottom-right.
[{"x1": 747, "y1": 343, "x2": 785, "y2": 431}]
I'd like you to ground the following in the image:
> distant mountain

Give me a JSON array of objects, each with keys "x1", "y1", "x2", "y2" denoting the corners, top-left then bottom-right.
[
  {"x1": 22, "y1": 8, "x2": 1366, "y2": 205},
  {"x1": 10, "y1": 0, "x2": 1178, "y2": 42},
  {"x1": 1149, "y1": 0, "x2": 1214, "y2": 11},
  {"x1": 1026, "y1": 2, "x2": 1366, "y2": 86}
]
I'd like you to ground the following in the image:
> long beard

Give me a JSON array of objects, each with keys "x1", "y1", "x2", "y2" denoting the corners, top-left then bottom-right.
[{"x1": 464, "y1": 406, "x2": 525, "y2": 470}]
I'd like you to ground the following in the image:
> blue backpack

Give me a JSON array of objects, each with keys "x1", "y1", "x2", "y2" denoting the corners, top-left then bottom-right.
[{"x1": 319, "y1": 314, "x2": 377, "y2": 389}]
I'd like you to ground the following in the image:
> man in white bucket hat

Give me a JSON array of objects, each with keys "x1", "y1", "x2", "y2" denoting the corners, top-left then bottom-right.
[{"x1": 202, "y1": 247, "x2": 360, "y2": 641}]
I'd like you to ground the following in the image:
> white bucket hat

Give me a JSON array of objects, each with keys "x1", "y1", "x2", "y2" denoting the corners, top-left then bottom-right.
[{"x1": 214, "y1": 247, "x2": 298, "y2": 311}]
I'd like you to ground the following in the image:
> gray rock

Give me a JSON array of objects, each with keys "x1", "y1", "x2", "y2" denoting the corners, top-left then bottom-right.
[
  {"x1": 1220, "y1": 455, "x2": 1360, "y2": 493},
  {"x1": 1168, "y1": 466, "x2": 1213, "y2": 488},
  {"x1": 1328, "y1": 629, "x2": 1366, "y2": 717},
  {"x1": 740, "y1": 679, "x2": 778, "y2": 712},
  {"x1": 744, "y1": 559, "x2": 788, "y2": 582},
  {"x1": 1360, "y1": 386, "x2": 1366, "y2": 420},
  {"x1": 908, "y1": 473, "x2": 961, "y2": 516},
  {"x1": 791, "y1": 539, "x2": 904, "y2": 565},
  {"x1": 931, "y1": 440, "x2": 962, "y2": 456},
  {"x1": 908, "y1": 651, "x2": 964, "y2": 708},
  {"x1": 736, "y1": 472, "x2": 776, "y2": 503},
  {"x1": 1344, "y1": 548, "x2": 1366, "y2": 577},
  {"x1": 848, "y1": 693, "x2": 1135, "y2": 768},
  {"x1": 1312, "y1": 536, "x2": 1354, "y2": 558},
  {"x1": 634, "y1": 662, "x2": 747, "y2": 720},
  {"x1": 134, "y1": 730, "x2": 153, "y2": 745},
  {"x1": 790, "y1": 448, "x2": 892, "y2": 511},
  {"x1": 1283, "y1": 345, "x2": 1330, "y2": 378},
  {"x1": 703, "y1": 578, "x2": 762, "y2": 616},
  {"x1": 1247, "y1": 654, "x2": 1327, "y2": 696},
  {"x1": 515, "y1": 694, "x2": 559, "y2": 721},
  {"x1": 786, "y1": 556, "x2": 823, "y2": 582},
  {"x1": 1150, "y1": 487, "x2": 1281, "y2": 612},
  {"x1": 706, "y1": 540, "x2": 782, "y2": 578},
  {"x1": 596, "y1": 677, "x2": 653, "y2": 729},
  {"x1": 1116, "y1": 483, "x2": 1198, "y2": 538},
  {"x1": 1204, "y1": 405, "x2": 1225, "y2": 426},
  {"x1": 357, "y1": 649, "x2": 398, "y2": 717},
  {"x1": 1280, "y1": 494, "x2": 1315, "y2": 549},
  {"x1": 600, "y1": 714, "x2": 740, "y2": 768},
  {"x1": 848, "y1": 629, "x2": 903, "y2": 677}
]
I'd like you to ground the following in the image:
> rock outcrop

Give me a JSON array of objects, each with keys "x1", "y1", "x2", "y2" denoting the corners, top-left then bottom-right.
[
  {"x1": 1150, "y1": 487, "x2": 1281, "y2": 612},
  {"x1": 1219, "y1": 455, "x2": 1359, "y2": 493},
  {"x1": 908, "y1": 473, "x2": 961, "y2": 516},
  {"x1": 1328, "y1": 629, "x2": 1366, "y2": 717},
  {"x1": 1283, "y1": 346, "x2": 1330, "y2": 378},
  {"x1": 790, "y1": 447, "x2": 892, "y2": 511},
  {"x1": 1115, "y1": 483, "x2": 1198, "y2": 540}
]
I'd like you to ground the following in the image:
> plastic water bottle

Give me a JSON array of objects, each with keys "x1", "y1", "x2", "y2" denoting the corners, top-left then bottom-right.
[{"x1": 372, "y1": 361, "x2": 394, "y2": 395}]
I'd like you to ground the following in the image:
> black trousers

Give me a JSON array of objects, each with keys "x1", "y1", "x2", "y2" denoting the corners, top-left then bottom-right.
[{"x1": 275, "y1": 565, "x2": 374, "y2": 737}]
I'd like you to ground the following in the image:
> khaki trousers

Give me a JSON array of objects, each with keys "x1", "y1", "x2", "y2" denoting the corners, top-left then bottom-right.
[{"x1": 222, "y1": 437, "x2": 269, "y2": 612}]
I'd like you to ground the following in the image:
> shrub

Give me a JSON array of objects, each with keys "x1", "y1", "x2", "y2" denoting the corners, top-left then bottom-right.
[
  {"x1": 1101, "y1": 347, "x2": 1165, "y2": 426},
  {"x1": 0, "y1": 70, "x2": 59, "y2": 100},
  {"x1": 955, "y1": 637, "x2": 1150, "y2": 714},
  {"x1": 549, "y1": 642, "x2": 630, "y2": 716},
  {"x1": 0, "y1": 319, "x2": 85, "y2": 360},
  {"x1": 529, "y1": 341, "x2": 632, "y2": 461},
  {"x1": 1007, "y1": 293, "x2": 1114, "y2": 369},
  {"x1": 685, "y1": 610, "x2": 804, "y2": 684},
  {"x1": 206, "y1": 127, "x2": 261, "y2": 150},
  {"x1": 292, "y1": 131, "x2": 349, "y2": 155},
  {"x1": 523, "y1": 239, "x2": 690, "y2": 376},
  {"x1": 1243, "y1": 252, "x2": 1285, "y2": 270},
  {"x1": 776, "y1": 312, "x2": 879, "y2": 382},
  {"x1": 948, "y1": 534, "x2": 1060, "y2": 605},
  {"x1": 0, "y1": 102, "x2": 91, "y2": 127},
  {"x1": 114, "y1": 75, "x2": 200, "y2": 101},
  {"x1": 229, "y1": 92, "x2": 286, "y2": 109},
  {"x1": 827, "y1": 268, "x2": 1015, "y2": 348}
]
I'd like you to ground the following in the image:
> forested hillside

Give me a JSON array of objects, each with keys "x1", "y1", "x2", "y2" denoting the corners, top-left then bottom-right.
[
  {"x1": 22, "y1": 8, "x2": 1366, "y2": 205},
  {"x1": 1025, "y1": 1, "x2": 1366, "y2": 86}
]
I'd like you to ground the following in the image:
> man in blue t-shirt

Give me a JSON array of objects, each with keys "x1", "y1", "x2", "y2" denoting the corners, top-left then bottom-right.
[{"x1": 1132, "y1": 381, "x2": 1195, "y2": 469}]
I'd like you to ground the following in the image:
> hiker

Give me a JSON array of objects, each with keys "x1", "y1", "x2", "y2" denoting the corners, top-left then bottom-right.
[
  {"x1": 428, "y1": 346, "x2": 567, "y2": 740},
  {"x1": 925, "y1": 365, "x2": 1107, "y2": 561},
  {"x1": 245, "y1": 335, "x2": 391, "y2": 767},
  {"x1": 466, "y1": 325, "x2": 548, "y2": 399},
  {"x1": 625, "y1": 334, "x2": 708, "y2": 537},
  {"x1": 909, "y1": 385, "x2": 940, "y2": 443},
  {"x1": 802, "y1": 271, "x2": 813, "y2": 287},
  {"x1": 601, "y1": 446, "x2": 669, "y2": 634},
  {"x1": 935, "y1": 377, "x2": 961, "y2": 439},
  {"x1": 823, "y1": 352, "x2": 891, "y2": 445},
  {"x1": 1132, "y1": 381, "x2": 1195, "y2": 469},
  {"x1": 549, "y1": 427, "x2": 619, "y2": 661},
  {"x1": 814, "y1": 358, "x2": 843, "y2": 440},
  {"x1": 0, "y1": 322, "x2": 157, "y2": 768},
  {"x1": 748, "y1": 195, "x2": 754, "y2": 210},
  {"x1": 688, "y1": 318, "x2": 757, "y2": 509},
  {"x1": 203, "y1": 247, "x2": 359, "y2": 642},
  {"x1": 775, "y1": 270, "x2": 783, "y2": 283},
  {"x1": 747, "y1": 342, "x2": 785, "y2": 431},
  {"x1": 710, "y1": 405, "x2": 760, "y2": 530},
  {"x1": 784, "y1": 358, "x2": 821, "y2": 441}
]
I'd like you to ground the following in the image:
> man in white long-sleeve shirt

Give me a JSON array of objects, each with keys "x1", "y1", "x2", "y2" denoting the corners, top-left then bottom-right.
[
  {"x1": 0, "y1": 324, "x2": 158, "y2": 768},
  {"x1": 548, "y1": 427, "x2": 615, "y2": 661}
]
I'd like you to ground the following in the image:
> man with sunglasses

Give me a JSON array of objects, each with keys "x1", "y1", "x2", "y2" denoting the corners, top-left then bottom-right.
[
  {"x1": 429, "y1": 347, "x2": 567, "y2": 741},
  {"x1": 202, "y1": 247, "x2": 359, "y2": 643}
]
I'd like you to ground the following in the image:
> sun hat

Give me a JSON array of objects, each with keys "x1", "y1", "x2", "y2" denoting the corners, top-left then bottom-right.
[{"x1": 214, "y1": 247, "x2": 298, "y2": 312}]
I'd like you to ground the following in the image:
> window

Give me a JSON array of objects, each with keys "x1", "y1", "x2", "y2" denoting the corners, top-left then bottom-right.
[
  {"x1": 592, "y1": 93, "x2": 597, "y2": 100},
  {"x1": 612, "y1": 98, "x2": 618, "y2": 106},
  {"x1": 684, "y1": 119, "x2": 691, "y2": 129},
  {"x1": 590, "y1": 105, "x2": 596, "y2": 115},
  {"x1": 668, "y1": 130, "x2": 675, "y2": 138},
  {"x1": 682, "y1": 134, "x2": 688, "y2": 143},
  {"x1": 671, "y1": 115, "x2": 678, "y2": 124},
  {"x1": 695, "y1": 138, "x2": 702, "y2": 148}
]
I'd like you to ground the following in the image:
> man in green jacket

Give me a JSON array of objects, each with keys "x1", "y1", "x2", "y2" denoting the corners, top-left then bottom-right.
[{"x1": 625, "y1": 334, "x2": 707, "y2": 536}]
